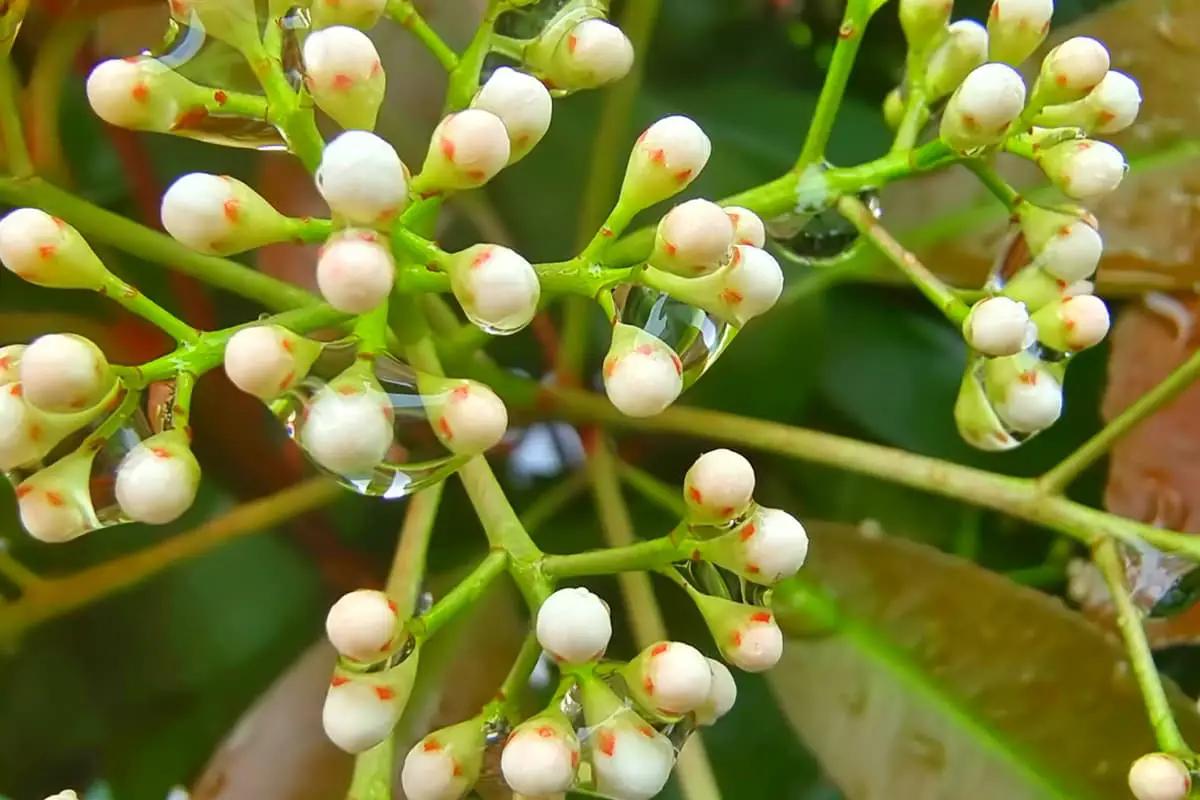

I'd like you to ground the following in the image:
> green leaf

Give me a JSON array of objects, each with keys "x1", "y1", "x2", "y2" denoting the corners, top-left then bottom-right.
[{"x1": 769, "y1": 523, "x2": 1200, "y2": 799}]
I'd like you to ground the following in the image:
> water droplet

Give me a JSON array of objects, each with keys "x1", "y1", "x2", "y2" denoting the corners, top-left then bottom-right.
[
  {"x1": 270, "y1": 340, "x2": 469, "y2": 499},
  {"x1": 671, "y1": 558, "x2": 772, "y2": 607},
  {"x1": 612, "y1": 285, "x2": 736, "y2": 391},
  {"x1": 954, "y1": 353, "x2": 1065, "y2": 452},
  {"x1": 767, "y1": 160, "x2": 881, "y2": 266}
]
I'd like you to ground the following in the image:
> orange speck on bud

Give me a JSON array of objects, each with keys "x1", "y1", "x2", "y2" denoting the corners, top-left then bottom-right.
[
  {"x1": 747, "y1": 564, "x2": 761, "y2": 574},
  {"x1": 423, "y1": 738, "x2": 443, "y2": 752},
  {"x1": 222, "y1": 199, "x2": 240, "y2": 223},
  {"x1": 688, "y1": 486, "x2": 703, "y2": 504},
  {"x1": 471, "y1": 248, "x2": 493, "y2": 269},
  {"x1": 451, "y1": 384, "x2": 471, "y2": 400},
  {"x1": 439, "y1": 135, "x2": 456, "y2": 161},
  {"x1": 597, "y1": 729, "x2": 617, "y2": 757},
  {"x1": 1018, "y1": 370, "x2": 1039, "y2": 385},
  {"x1": 9, "y1": 384, "x2": 21, "y2": 396},
  {"x1": 452, "y1": 759, "x2": 463, "y2": 777},
  {"x1": 750, "y1": 611, "x2": 773, "y2": 623},
  {"x1": 663, "y1": 240, "x2": 678, "y2": 256},
  {"x1": 739, "y1": 522, "x2": 757, "y2": 541},
  {"x1": 962, "y1": 113, "x2": 979, "y2": 131},
  {"x1": 438, "y1": 416, "x2": 454, "y2": 439},
  {"x1": 731, "y1": 631, "x2": 743, "y2": 646},
  {"x1": 387, "y1": 598, "x2": 398, "y2": 614},
  {"x1": 131, "y1": 82, "x2": 150, "y2": 103},
  {"x1": 45, "y1": 492, "x2": 65, "y2": 507},
  {"x1": 15, "y1": 485, "x2": 32, "y2": 498},
  {"x1": 150, "y1": 447, "x2": 172, "y2": 458},
  {"x1": 279, "y1": 370, "x2": 296, "y2": 390},
  {"x1": 650, "y1": 642, "x2": 669, "y2": 657},
  {"x1": 634, "y1": 344, "x2": 655, "y2": 356},
  {"x1": 37, "y1": 244, "x2": 56, "y2": 259},
  {"x1": 330, "y1": 675, "x2": 350, "y2": 687},
  {"x1": 638, "y1": 724, "x2": 656, "y2": 738},
  {"x1": 567, "y1": 33, "x2": 578, "y2": 53},
  {"x1": 331, "y1": 74, "x2": 355, "y2": 91},
  {"x1": 674, "y1": 168, "x2": 693, "y2": 183},
  {"x1": 643, "y1": 676, "x2": 655, "y2": 694},
  {"x1": 648, "y1": 148, "x2": 666, "y2": 165},
  {"x1": 374, "y1": 685, "x2": 396, "y2": 701},
  {"x1": 213, "y1": 90, "x2": 228, "y2": 105},
  {"x1": 536, "y1": 725, "x2": 556, "y2": 738}
]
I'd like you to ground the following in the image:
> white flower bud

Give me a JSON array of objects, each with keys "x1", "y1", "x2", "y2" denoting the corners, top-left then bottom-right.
[
  {"x1": 1033, "y1": 36, "x2": 1110, "y2": 107},
  {"x1": 500, "y1": 717, "x2": 580, "y2": 797},
  {"x1": 694, "y1": 658, "x2": 737, "y2": 726},
  {"x1": 1128, "y1": 753, "x2": 1191, "y2": 800},
  {"x1": 114, "y1": 431, "x2": 201, "y2": 524},
  {"x1": 0, "y1": 386, "x2": 41, "y2": 471},
  {"x1": 161, "y1": 173, "x2": 292, "y2": 255},
  {"x1": 1032, "y1": 294, "x2": 1110, "y2": 352},
  {"x1": 326, "y1": 589, "x2": 398, "y2": 662},
  {"x1": 447, "y1": 244, "x2": 541, "y2": 335},
  {"x1": 417, "y1": 109, "x2": 511, "y2": 193},
  {"x1": 316, "y1": 130, "x2": 410, "y2": 226},
  {"x1": 311, "y1": 0, "x2": 386, "y2": 30},
  {"x1": 963, "y1": 296, "x2": 1032, "y2": 356},
  {"x1": 899, "y1": 0, "x2": 953, "y2": 54},
  {"x1": 301, "y1": 383, "x2": 393, "y2": 476},
  {"x1": 15, "y1": 454, "x2": 94, "y2": 543},
  {"x1": 884, "y1": 87, "x2": 906, "y2": 130},
  {"x1": 1018, "y1": 206, "x2": 1103, "y2": 283},
  {"x1": 741, "y1": 507, "x2": 809, "y2": 583},
  {"x1": 0, "y1": 208, "x2": 110, "y2": 290},
  {"x1": 939, "y1": 63, "x2": 1027, "y2": 153},
  {"x1": 602, "y1": 325, "x2": 683, "y2": 419},
  {"x1": 536, "y1": 587, "x2": 612, "y2": 664},
  {"x1": 303, "y1": 25, "x2": 385, "y2": 131},
  {"x1": 926, "y1": 19, "x2": 989, "y2": 101},
  {"x1": 86, "y1": 57, "x2": 197, "y2": 132},
  {"x1": 724, "y1": 206, "x2": 765, "y2": 247},
  {"x1": 322, "y1": 675, "x2": 403, "y2": 754},
  {"x1": 619, "y1": 115, "x2": 711, "y2": 210},
  {"x1": 316, "y1": 230, "x2": 395, "y2": 314},
  {"x1": 401, "y1": 718, "x2": 487, "y2": 800},
  {"x1": 684, "y1": 448, "x2": 755, "y2": 526},
  {"x1": 545, "y1": 18, "x2": 634, "y2": 90},
  {"x1": 994, "y1": 367, "x2": 1062, "y2": 433},
  {"x1": 1038, "y1": 139, "x2": 1127, "y2": 202},
  {"x1": 590, "y1": 718, "x2": 675, "y2": 800},
  {"x1": 650, "y1": 199, "x2": 734, "y2": 277},
  {"x1": 471, "y1": 67, "x2": 553, "y2": 164},
  {"x1": 1037, "y1": 70, "x2": 1141, "y2": 134},
  {"x1": 429, "y1": 379, "x2": 508, "y2": 456},
  {"x1": 718, "y1": 245, "x2": 784, "y2": 325},
  {"x1": 18, "y1": 334, "x2": 113, "y2": 413},
  {"x1": 987, "y1": 0, "x2": 1053, "y2": 66},
  {"x1": 0, "y1": 344, "x2": 23, "y2": 385},
  {"x1": 631, "y1": 641, "x2": 713, "y2": 716},
  {"x1": 725, "y1": 611, "x2": 784, "y2": 672},
  {"x1": 223, "y1": 325, "x2": 321, "y2": 400},
  {"x1": 43, "y1": 792, "x2": 79, "y2": 800}
]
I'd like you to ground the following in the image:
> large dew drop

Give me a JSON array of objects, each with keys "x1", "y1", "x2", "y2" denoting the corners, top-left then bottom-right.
[{"x1": 767, "y1": 160, "x2": 882, "y2": 267}]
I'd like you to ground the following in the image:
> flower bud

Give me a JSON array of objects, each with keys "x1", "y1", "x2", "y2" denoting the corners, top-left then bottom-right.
[
  {"x1": 621, "y1": 641, "x2": 714, "y2": 718},
  {"x1": 694, "y1": 658, "x2": 737, "y2": 726},
  {"x1": 1030, "y1": 36, "x2": 1109, "y2": 109},
  {"x1": 1019, "y1": 205, "x2": 1103, "y2": 284},
  {"x1": 899, "y1": 0, "x2": 953, "y2": 55},
  {"x1": 884, "y1": 87, "x2": 906, "y2": 130},
  {"x1": 1128, "y1": 753, "x2": 1191, "y2": 800},
  {"x1": 693, "y1": 594, "x2": 784, "y2": 672},
  {"x1": 19, "y1": 334, "x2": 114, "y2": 413},
  {"x1": 701, "y1": 506, "x2": 809, "y2": 585},
  {"x1": 580, "y1": 677, "x2": 675, "y2": 800},
  {"x1": 1032, "y1": 294, "x2": 1110, "y2": 352},
  {"x1": 724, "y1": 206, "x2": 765, "y2": 248},
  {"x1": 683, "y1": 448, "x2": 755, "y2": 527},
  {"x1": 326, "y1": 589, "x2": 399, "y2": 662},
  {"x1": 985, "y1": 355, "x2": 1063, "y2": 434},
  {"x1": 44, "y1": 792, "x2": 78, "y2": 800},
  {"x1": 86, "y1": 57, "x2": 204, "y2": 132},
  {"x1": 0, "y1": 384, "x2": 111, "y2": 472},
  {"x1": 316, "y1": 130, "x2": 411, "y2": 226},
  {"x1": 223, "y1": 325, "x2": 323, "y2": 400},
  {"x1": 536, "y1": 586, "x2": 612, "y2": 664},
  {"x1": 316, "y1": 229, "x2": 395, "y2": 313},
  {"x1": 715, "y1": 245, "x2": 784, "y2": 326},
  {"x1": 962, "y1": 296, "x2": 1032, "y2": 357},
  {"x1": 986, "y1": 0, "x2": 1053, "y2": 67},
  {"x1": 15, "y1": 450, "x2": 96, "y2": 543},
  {"x1": 0, "y1": 209, "x2": 111, "y2": 290},
  {"x1": 471, "y1": 67, "x2": 553, "y2": 164},
  {"x1": 955, "y1": 362, "x2": 1021, "y2": 451},
  {"x1": 650, "y1": 199, "x2": 735, "y2": 277},
  {"x1": 323, "y1": 651, "x2": 420, "y2": 754},
  {"x1": 311, "y1": 0, "x2": 385, "y2": 30},
  {"x1": 303, "y1": 25, "x2": 386, "y2": 131},
  {"x1": 602, "y1": 324, "x2": 682, "y2": 418},
  {"x1": 1036, "y1": 139, "x2": 1127, "y2": 202},
  {"x1": 926, "y1": 19, "x2": 989, "y2": 101},
  {"x1": 401, "y1": 717, "x2": 487, "y2": 800},
  {"x1": 417, "y1": 109, "x2": 511, "y2": 193},
  {"x1": 446, "y1": 244, "x2": 541, "y2": 335},
  {"x1": 422, "y1": 376, "x2": 509, "y2": 456},
  {"x1": 0, "y1": 344, "x2": 24, "y2": 385},
  {"x1": 500, "y1": 712, "x2": 581, "y2": 797},
  {"x1": 939, "y1": 63, "x2": 1027, "y2": 153},
  {"x1": 541, "y1": 18, "x2": 633, "y2": 90},
  {"x1": 618, "y1": 116, "x2": 711, "y2": 211},
  {"x1": 1034, "y1": 70, "x2": 1141, "y2": 135},
  {"x1": 300, "y1": 371, "x2": 394, "y2": 476},
  {"x1": 161, "y1": 173, "x2": 293, "y2": 255},
  {"x1": 169, "y1": 0, "x2": 259, "y2": 53},
  {"x1": 114, "y1": 429, "x2": 201, "y2": 524}
]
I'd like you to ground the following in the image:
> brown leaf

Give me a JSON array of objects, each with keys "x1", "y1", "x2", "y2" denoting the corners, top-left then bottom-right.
[{"x1": 770, "y1": 522, "x2": 1200, "y2": 800}]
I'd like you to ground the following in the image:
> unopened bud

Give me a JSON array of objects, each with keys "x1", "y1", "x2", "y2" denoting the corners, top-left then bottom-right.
[
  {"x1": 621, "y1": 640, "x2": 714, "y2": 718},
  {"x1": 539, "y1": 18, "x2": 633, "y2": 90},
  {"x1": 43, "y1": 792, "x2": 78, "y2": 800},
  {"x1": 715, "y1": 245, "x2": 784, "y2": 325},
  {"x1": 1032, "y1": 294, "x2": 1109, "y2": 352},
  {"x1": 300, "y1": 370, "x2": 394, "y2": 476},
  {"x1": 884, "y1": 87, "x2": 906, "y2": 130},
  {"x1": 684, "y1": 448, "x2": 756, "y2": 527},
  {"x1": 724, "y1": 206, "x2": 766, "y2": 248},
  {"x1": 986, "y1": 0, "x2": 1053, "y2": 66},
  {"x1": 223, "y1": 325, "x2": 323, "y2": 400},
  {"x1": 323, "y1": 651, "x2": 420, "y2": 754},
  {"x1": 416, "y1": 109, "x2": 511, "y2": 193},
  {"x1": 618, "y1": 116, "x2": 711, "y2": 211},
  {"x1": 536, "y1": 586, "x2": 612, "y2": 664},
  {"x1": 421, "y1": 376, "x2": 508, "y2": 456},
  {"x1": 15, "y1": 450, "x2": 95, "y2": 543},
  {"x1": 326, "y1": 589, "x2": 399, "y2": 662},
  {"x1": 939, "y1": 63, "x2": 1027, "y2": 152},
  {"x1": 1036, "y1": 139, "x2": 1127, "y2": 202},
  {"x1": 471, "y1": 67, "x2": 553, "y2": 164},
  {"x1": 500, "y1": 712, "x2": 581, "y2": 797},
  {"x1": 700, "y1": 506, "x2": 810, "y2": 585},
  {"x1": 580, "y1": 677, "x2": 675, "y2": 800},
  {"x1": 926, "y1": 19, "x2": 989, "y2": 101},
  {"x1": 169, "y1": 0, "x2": 259, "y2": 53},
  {"x1": 401, "y1": 717, "x2": 487, "y2": 800},
  {"x1": 86, "y1": 57, "x2": 205, "y2": 132},
  {"x1": 303, "y1": 25, "x2": 385, "y2": 131},
  {"x1": 0, "y1": 344, "x2": 23, "y2": 385},
  {"x1": 1128, "y1": 753, "x2": 1191, "y2": 800},
  {"x1": 985, "y1": 355, "x2": 1063, "y2": 434},
  {"x1": 311, "y1": 0, "x2": 385, "y2": 29},
  {"x1": 650, "y1": 199, "x2": 735, "y2": 277},
  {"x1": 0, "y1": 209, "x2": 111, "y2": 290},
  {"x1": 694, "y1": 658, "x2": 737, "y2": 725},
  {"x1": 962, "y1": 296, "x2": 1032, "y2": 356},
  {"x1": 161, "y1": 173, "x2": 293, "y2": 255},
  {"x1": 602, "y1": 323, "x2": 682, "y2": 418},
  {"x1": 1034, "y1": 70, "x2": 1141, "y2": 135},
  {"x1": 316, "y1": 130, "x2": 411, "y2": 226},
  {"x1": 114, "y1": 429, "x2": 201, "y2": 525},
  {"x1": 446, "y1": 244, "x2": 541, "y2": 335},
  {"x1": 1019, "y1": 204, "x2": 1103, "y2": 283},
  {"x1": 1030, "y1": 36, "x2": 1110, "y2": 109},
  {"x1": 899, "y1": 0, "x2": 953, "y2": 55},
  {"x1": 955, "y1": 361, "x2": 1022, "y2": 452},
  {"x1": 0, "y1": 383, "x2": 110, "y2": 472},
  {"x1": 19, "y1": 333, "x2": 114, "y2": 413},
  {"x1": 316, "y1": 229, "x2": 395, "y2": 314},
  {"x1": 693, "y1": 593, "x2": 784, "y2": 672}
]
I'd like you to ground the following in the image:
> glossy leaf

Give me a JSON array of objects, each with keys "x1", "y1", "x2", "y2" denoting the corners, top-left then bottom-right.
[{"x1": 769, "y1": 522, "x2": 1200, "y2": 799}]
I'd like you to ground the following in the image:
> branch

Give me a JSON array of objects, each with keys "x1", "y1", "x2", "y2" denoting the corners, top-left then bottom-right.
[
  {"x1": 386, "y1": 0, "x2": 459, "y2": 72},
  {"x1": 0, "y1": 49, "x2": 32, "y2": 177}
]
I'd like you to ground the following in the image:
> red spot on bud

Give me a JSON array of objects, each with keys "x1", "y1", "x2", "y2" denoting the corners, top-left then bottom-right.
[
  {"x1": 45, "y1": 492, "x2": 65, "y2": 507},
  {"x1": 37, "y1": 245, "x2": 56, "y2": 259},
  {"x1": 150, "y1": 447, "x2": 171, "y2": 458},
  {"x1": 536, "y1": 725, "x2": 556, "y2": 738},
  {"x1": 222, "y1": 199, "x2": 240, "y2": 223},
  {"x1": 688, "y1": 486, "x2": 703, "y2": 504},
  {"x1": 721, "y1": 289, "x2": 745, "y2": 305},
  {"x1": 213, "y1": 90, "x2": 228, "y2": 105},
  {"x1": 663, "y1": 241, "x2": 677, "y2": 256},
  {"x1": 423, "y1": 738, "x2": 442, "y2": 752},
  {"x1": 961, "y1": 114, "x2": 979, "y2": 131},
  {"x1": 471, "y1": 248, "x2": 493, "y2": 269},
  {"x1": 571, "y1": 749, "x2": 580, "y2": 768},
  {"x1": 438, "y1": 416, "x2": 453, "y2": 439},
  {"x1": 648, "y1": 148, "x2": 666, "y2": 165},
  {"x1": 280, "y1": 338, "x2": 294, "y2": 353},
  {"x1": 739, "y1": 522, "x2": 756, "y2": 541},
  {"x1": 331, "y1": 74, "x2": 355, "y2": 91},
  {"x1": 374, "y1": 686, "x2": 396, "y2": 701},
  {"x1": 465, "y1": 169, "x2": 486, "y2": 182},
  {"x1": 750, "y1": 611, "x2": 773, "y2": 623},
  {"x1": 669, "y1": 352, "x2": 682, "y2": 375},
  {"x1": 451, "y1": 384, "x2": 471, "y2": 400},
  {"x1": 731, "y1": 631, "x2": 743, "y2": 646},
  {"x1": 15, "y1": 485, "x2": 32, "y2": 498},
  {"x1": 601, "y1": 226, "x2": 614, "y2": 238},
  {"x1": 603, "y1": 357, "x2": 618, "y2": 378},
  {"x1": 1097, "y1": 110, "x2": 1116, "y2": 124},
  {"x1": 729, "y1": 247, "x2": 743, "y2": 267},
  {"x1": 330, "y1": 675, "x2": 350, "y2": 687},
  {"x1": 1054, "y1": 73, "x2": 1068, "y2": 87},
  {"x1": 1018, "y1": 370, "x2": 1039, "y2": 385},
  {"x1": 439, "y1": 135, "x2": 456, "y2": 161},
  {"x1": 597, "y1": 729, "x2": 616, "y2": 757},
  {"x1": 452, "y1": 759, "x2": 463, "y2": 777},
  {"x1": 651, "y1": 642, "x2": 669, "y2": 657},
  {"x1": 674, "y1": 168, "x2": 693, "y2": 183},
  {"x1": 638, "y1": 724, "x2": 656, "y2": 738},
  {"x1": 643, "y1": 675, "x2": 656, "y2": 695},
  {"x1": 634, "y1": 344, "x2": 655, "y2": 356},
  {"x1": 131, "y1": 82, "x2": 150, "y2": 103},
  {"x1": 567, "y1": 33, "x2": 578, "y2": 53},
  {"x1": 9, "y1": 384, "x2": 21, "y2": 396},
  {"x1": 279, "y1": 370, "x2": 295, "y2": 391},
  {"x1": 747, "y1": 564, "x2": 761, "y2": 574}
]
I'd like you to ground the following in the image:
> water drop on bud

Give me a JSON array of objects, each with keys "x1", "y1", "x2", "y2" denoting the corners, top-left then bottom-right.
[
  {"x1": 986, "y1": 0, "x2": 1053, "y2": 67},
  {"x1": 619, "y1": 116, "x2": 711, "y2": 211},
  {"x1": 316, "y1": 130, "x2": 410, "y2": 226},
  {"x1": 1032, "y1": 294, "x2": 1110, "y2": 353},
  {"x1": 0, "y1": 209, "x2": 111, "y2": 290},
  {"x1": 650, "y1": 199, "x2": 735, "y2": 277},
  {"x1": 1037, "y1": 139, "x2": 1127, "y2": 202},
  {"x1": 1033, "y1": 36, "x2": 1110, "y2": 107},
  {"x1": 536, "y1": 586, "x2": 612, "y2": 664},
  {"x1": 580, "y1": 677, "x2": 676, "y2": 800},
  {"x1": 421, "y1": 376, "x2": 508, "y2": 456},
  {"x1": 693, "y1": 594, "x2": 784, "y2": 672},
  {"x1": 303, "y1": 25, "x2": 386, "y2": 131},
  {"x1": 161, "y1": 173, "x2": 293, "y2": 255},
  {"x1": 702, "y1": 506, "x2": 810, "y2": 585},
  {"x1": 602, "y1": 323, "x2": 683, "y2": 418},
  {"x1": 500, "y1": 713, "x2": 580, "y2": 797},
  {"x1": 939, "y1": 63, "x2": 1026, "y2": 153},
  {"x1": 446, "y1": 244, "x2": 541, "y2": 335},
  {"x1": 323, "y1": 653, "x2": 419, "y2": 754},
  {"x1": 962, "y1": 296, "x2": 1032, "y2": 357},
  {"x1": 1128, "y1": 753, "x2": 1191, "y2": 800},
  {"x1": 316, "y1": 229, "x2": 395, "y2": 314},
  {"x1": 114, "y1": 430, "x2": 201, "y2": 525},
  {"x1": 326, "y1": 589, "x2": 399, "y2": 662},
  {"x1": 926, "y1": 19, "x2": 989, "y2": 101},
  {"x1": 86, "y1": 57, "x2": 201, "y2": 132},
  {"x1": 300, "y1": 371, "x2": 394, "y2": 476},
  {"x1": 622, "y1": 640, "x2": 714, "y2": 717},
  {"x1": 899, "y1": 0, "x2": 953, "y2": 55},
  {"x1": 1018, "y1": 205, "x2": 1103, "y2": 284},
  {"x1": 471, "y1": 67, "x2": 553, "y2": 164},
  {"x1": 401, "y1": 717, "x2": 487, "y2": 800},
  {"x1": 694, "y1": 658, "x2": 737, "y2": 726},
  {"x1": 684, "y1": 448, "x2": 756, "y2": 527},
  {"x1": 223, "y1": 325, "x2": 323, "y2": 400},
  {"x1": 310, "y1": 0, "x2": 386, "y2": 30},
  {"x1": 417, "y1": 109, "x2": 511, "y2": 193},
  {"x1": 19, "y1": 333, "x2": 114, "y2": 413},
  {"x1": 725, "y1": 206, "x2": 766, "y2": 248}
]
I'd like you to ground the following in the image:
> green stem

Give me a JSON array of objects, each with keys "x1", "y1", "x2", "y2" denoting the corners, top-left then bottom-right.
[
  {"x1": 413, "y1": 549, "x2": 508, "y2": 640},
  {"x1": 387, "y1": 483, "x2": 445, "y2": 617},
  {"x1": 102, "y1": 275, "x2": 199, "y2": 343},
  {"x1": 497, "y1": 631, "x2": 543, "y2": 706},
  {"x1": 1093, "y1": 539, "x2": 1190, "y2": 755},
  {"x1": 347, "y1": 741, "x2": 392, "y2": 800},
  {"x1": 890, "y1": 87, "x2": 929, "y2": 153},
  {"x1": 542, "y1": 535, "x2": 684, "y2": 579},
  {"x1": 965, "y1": 159, "x2": 1022, "y2": 210},
  {"x1": 618, "y1": 461, "x2": 688, "y2": 518},
  {"x1": 445, "y1": 0, "x2": 502, "y2": 110},
  {"x1": 837, "y1": 193, "x2": 969, "y2": 325},
  {"x1": 794, "y1": 1, "x2": 871, "y2": 171},
  {"x1": 171, "y1": 369, "x2": 195, "y2": 432},
  {"x1": 354, "y1": 300, "x2": 391, "y2": 355},
  {"x1": 386, "y1": 0, "x2": 460, "y2": 72},
  {"x1": 1040, "y1": 347, "x2": 1200, "y2": 494},
  {"x1": 246, "y1": 42, "x2": 325, "y2": 171},
  {"x1": 520, "y1": 470, "x2": 589, "y2": 536},
  {"x1": 0, "y1": 51, "x2": 31, "y2": 178}
]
